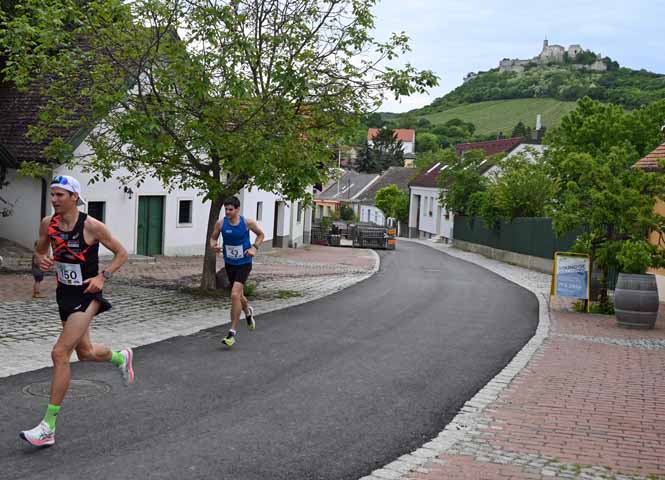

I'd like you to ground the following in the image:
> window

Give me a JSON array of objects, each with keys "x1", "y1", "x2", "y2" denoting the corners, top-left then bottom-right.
[
  {"x1": 178, "y1": 199, "x2": 193, "y2": 225},
  {"x1": 318, "y1": 205, "x2": 323, "y2": 218},
  {"x1": 428, "y1": 197, "x2": 433, "y2": 217},
  {"x1": 87, "y1": 201, "x2": 105, "y2": 223},
  {"x1": 256, "y1": 201, "x2": 263, "y2": 221},
  {"x1": 296, "y1": 202, "x2": 302, "y2": 222}
]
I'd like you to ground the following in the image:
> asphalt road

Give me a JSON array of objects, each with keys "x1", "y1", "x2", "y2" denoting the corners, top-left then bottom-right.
[{"x1": 0, "y1": 242, "x2": 538, "y2": 479}]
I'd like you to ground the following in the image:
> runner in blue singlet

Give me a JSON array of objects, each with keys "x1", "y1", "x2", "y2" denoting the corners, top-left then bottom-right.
[{"x1": 210, "y1": 196, "x2": 265, "y2": 347}]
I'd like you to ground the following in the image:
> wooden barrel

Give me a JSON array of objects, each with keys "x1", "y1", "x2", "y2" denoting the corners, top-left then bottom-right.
[{"x1": 614, "y1": 273, "x2": 659, "y2": 329}]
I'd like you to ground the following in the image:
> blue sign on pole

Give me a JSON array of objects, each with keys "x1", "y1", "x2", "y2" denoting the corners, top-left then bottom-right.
[{"x1": 552, "y1": 253, "x2": 590, "y2": 300}]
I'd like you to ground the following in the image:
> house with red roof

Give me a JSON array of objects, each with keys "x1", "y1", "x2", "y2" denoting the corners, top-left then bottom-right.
[
  {"x1": 407, "y1": 137, "x2": 532, "y2": 241},
  {"x1": 368, "y1": 128, "x2": 416, "y2": 155}
]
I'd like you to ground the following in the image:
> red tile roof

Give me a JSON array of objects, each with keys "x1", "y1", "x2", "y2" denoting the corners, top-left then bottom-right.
[
  {"x1": 633, "y1": 143, "x2": 665, "y2": 172},
  {"x1": 455, "y1": 137, "x2": 523, "y2": 158},
  {"x1": 368, "y1": 128, "x2": 415, "y2": 143}
]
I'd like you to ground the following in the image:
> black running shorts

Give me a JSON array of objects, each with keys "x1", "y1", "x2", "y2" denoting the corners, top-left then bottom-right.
[
  {"x1": 225, "y1": 263, "x2": 252, "y2": 285},
  {"x1": 56, "y1": 287, "x2": 112, "y2": 322}
]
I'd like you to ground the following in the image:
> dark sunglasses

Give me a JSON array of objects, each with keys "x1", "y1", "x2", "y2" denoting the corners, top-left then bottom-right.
[{"x1": 51, "y1": 175, "x2": 69, "y2": 186}]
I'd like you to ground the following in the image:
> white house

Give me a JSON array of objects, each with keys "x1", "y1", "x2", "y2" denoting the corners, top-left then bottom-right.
[
  {"x1": 0, "y1": 81, "x2": 310, "y2": 255},
  {"x1": 408, "y1": 138, "x2": 541, "y2": 242},
  {"x1": 367, "y1": 128, "x2": 416, "y2": 155}
]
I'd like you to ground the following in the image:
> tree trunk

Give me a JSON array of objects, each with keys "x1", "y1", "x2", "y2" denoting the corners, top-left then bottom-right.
[{"x1": 200, "y1": 193, "x2": 225, "y2": 290}]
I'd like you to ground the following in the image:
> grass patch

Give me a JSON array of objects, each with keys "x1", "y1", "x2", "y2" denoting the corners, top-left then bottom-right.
[
  {"x1": 573, "y1": 300, "x2": 615, "y2": 315},
  {"x1": 415, "y1": 98, "x2": 577, "y2": 135},
  {"x1": 276, "y1": 289, "x2": 302, "y2": 299}
]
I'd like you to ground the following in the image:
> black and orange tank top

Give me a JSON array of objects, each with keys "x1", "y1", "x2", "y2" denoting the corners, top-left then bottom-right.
[{"x1": 48, "y1": 212, "x2": 99, "y2": 287}]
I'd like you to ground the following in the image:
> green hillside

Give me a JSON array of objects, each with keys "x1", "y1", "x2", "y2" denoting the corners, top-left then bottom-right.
[{"x1": 416, "y1": 98, "x2": 578, "y2": 136}]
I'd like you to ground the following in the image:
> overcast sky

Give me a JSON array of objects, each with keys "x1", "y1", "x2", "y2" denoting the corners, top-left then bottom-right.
[{"x1": 371, "y1": 0, "x2": 665, "y2": 113}]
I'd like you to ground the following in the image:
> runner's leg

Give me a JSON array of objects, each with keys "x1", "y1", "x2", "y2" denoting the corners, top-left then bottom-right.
[
  {"x1": 230, "y1": 282, "x2": 244, "y2": 332},
  {"x1": 75, "y1": 328, "x2": 112, "y2": 362},
  {"x1": 49, "y1": 300, "x2": 100, "y2": 405}
]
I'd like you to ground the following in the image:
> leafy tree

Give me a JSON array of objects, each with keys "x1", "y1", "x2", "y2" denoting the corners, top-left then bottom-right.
[
  {"x1": 511, "y1": 121, "x2": 532, "y2": 139},
  {"x1": 414, "y1": 147, "x2": 457, "y2": 172},
  {"x1": 339, "y1": 204, "x2": 355, "y2": 222},
  {"x1": 547, "y1": 97, "x2": 665, "y2": 306},
  {"x1": 1, "y1": 0, "x2": 437, "y2": 288},
  {"x1": 415, "y1": 132, "x2": 439, "y2": 153},
  {"x1": 375, "y1": 184, "x2": 408, "y2": 224},
  {"x1": 437, "y1": 149, "x2": 488, "y2": 216},
  {"x1": 358, "y1": 128, "x2": 405, "y2": 172},
  {"x1": 480, "y1": 150, "x2": 554, "y2": 225}
]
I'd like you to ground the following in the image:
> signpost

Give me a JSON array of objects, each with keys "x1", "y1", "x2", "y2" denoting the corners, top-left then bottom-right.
[{"x1": 551, "y1": 252, "x2": 591, "y2": 309}]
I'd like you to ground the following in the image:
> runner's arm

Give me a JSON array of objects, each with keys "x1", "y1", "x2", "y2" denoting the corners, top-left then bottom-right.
[
  {"x1": 35, "y1": 216, "x2": 54, "y2": 271},
  {"x1": 245, "y1": 219, "x2": 265, "y2": 257},
  {"x1": 210, "y1": 220, "x2": 222, "y2": 253},
  {"x1": 84, "y1": 218, "x2": 128, "y2": 293}
]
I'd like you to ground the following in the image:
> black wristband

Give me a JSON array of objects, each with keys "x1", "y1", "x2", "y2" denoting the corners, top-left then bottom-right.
[{"x1": 252, "y1": 243, "x2": 259, "y2": 250}]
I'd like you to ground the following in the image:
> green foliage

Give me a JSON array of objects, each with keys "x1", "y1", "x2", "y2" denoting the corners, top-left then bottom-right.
[
  {"x1": 375, "y1": 184, "x2": 408, "y2": 224},
  {"x1": 409, "y1": 99, "x2": 577, "y2": 137},
  {"x1": 319, "y1": 216, "x2": 332, "y2": 230},
  {"x1": 511, "y1": 120, "x2": 532, "y2": 139},
  {"x1": 479, "y1": 150, "x2": 554, "y2": 225},
  {"x1": 617, "y1": 240, "x2": 657, "y2": 274},
  {"x1": 422, "y1": 64, "x2": 665, "y2": 111},
  {"x1": 357, "y1": 128, "x2": 405, "y2": 173},
  {"x1": 414, "y1": 147, "x2": 457, "y2": 172},
  {"x1": 339, "y1": 204, "x2": 355, "y2": 222},
  {"x1": 0, "y1": 0, "x2": 437, "y2": 288},
  {"x1": 243, "y1": 281, "x2": 257, "y2": 298},
  {"x1": 415, "y1": 132, "x2": 439, "y2": 153},
  {"x1": 437, "y1": 149, "x2": 489, "y2": 216},
  {"x1": 547, "y1": 97, "x2": 665, "y2": 302}
]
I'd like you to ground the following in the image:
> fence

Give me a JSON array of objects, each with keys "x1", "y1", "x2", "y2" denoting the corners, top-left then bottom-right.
[{"x1": 453, "y1": 216, "x2": 618, "y2": 289}]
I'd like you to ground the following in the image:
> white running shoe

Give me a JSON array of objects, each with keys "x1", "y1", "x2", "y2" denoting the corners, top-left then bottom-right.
[
  {"x1": 119, "y1": 348, "x2": 134, "y2": 386},
  {"x1": 246, "y1": 306, "x2": 256, "y2": 331},
  {"x1": 20, "y1": 421, "x2": 55, "y2": 447}
]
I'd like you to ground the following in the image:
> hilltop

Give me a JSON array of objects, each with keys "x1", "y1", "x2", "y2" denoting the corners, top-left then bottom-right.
[{"x1": 382, "y1": 40, "x2": 665, "y2": 137}]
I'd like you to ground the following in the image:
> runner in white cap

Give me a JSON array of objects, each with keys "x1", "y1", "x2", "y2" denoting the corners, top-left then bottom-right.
[{"x1": 20, "y1": 175, "x2": 134, "y2": 447}]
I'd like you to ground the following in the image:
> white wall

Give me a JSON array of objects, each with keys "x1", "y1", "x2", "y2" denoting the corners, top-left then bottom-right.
[
  {"x1": 403, "y1": 141, "x2": 414, "y2": 155},
  {"x1": 360, "y1": 204, "x2": 386, "y2": 225},
  {"x1": 0, "y1": 169, "x2": 44, "y2": 248},
  {"x1": 239, "y1": 187, "x2": 278, "y2": 245},
  {"x1": 57, "y1": 148, "x2": 212, "y2": 256},
  {"x1": 410, "y1": 186, "x2": 439, "y2": 236},
  {"x1": 288, "y1": 199, "x2": 305, "y2": 247}
]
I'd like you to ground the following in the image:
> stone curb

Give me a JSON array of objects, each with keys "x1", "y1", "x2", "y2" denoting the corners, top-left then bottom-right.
[{"x1": 358, "y1": 239, "x2": 550, "y2": 480}]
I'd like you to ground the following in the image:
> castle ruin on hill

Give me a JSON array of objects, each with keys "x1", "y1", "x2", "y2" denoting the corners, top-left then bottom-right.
[{"x1": 498, "y1": 39, "x2": 608, "y2": 74}]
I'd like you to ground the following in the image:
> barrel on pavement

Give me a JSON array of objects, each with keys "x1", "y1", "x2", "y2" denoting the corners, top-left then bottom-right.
[{"x1": 614, "y1": 273, "x2": 659, "y2": 329}]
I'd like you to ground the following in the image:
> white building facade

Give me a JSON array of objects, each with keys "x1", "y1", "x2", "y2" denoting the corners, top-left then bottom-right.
[{"x1": 0, "y1": 141, "x2": 310, "y2": 255}]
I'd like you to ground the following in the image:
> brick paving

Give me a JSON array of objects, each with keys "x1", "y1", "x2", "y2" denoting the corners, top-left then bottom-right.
[
  {"x1": 0, "y1": 245, "x2": 378, "y2": 378},
  {"x1": 361, "y1": 240, "x2": 665, "y2": 480}
]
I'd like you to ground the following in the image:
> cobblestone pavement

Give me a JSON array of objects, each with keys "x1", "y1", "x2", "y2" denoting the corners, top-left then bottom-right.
[
  {"x1": 361, "y1": 240, "x2": 665, "y2": 480},
  {"x1": 0, "y1": 245, "x2": 378, "y2": 378}
]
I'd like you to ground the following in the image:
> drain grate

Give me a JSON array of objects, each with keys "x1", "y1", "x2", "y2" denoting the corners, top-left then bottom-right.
[{"x1": 23, "y1": 379, "x2": 111, "y2": 399}]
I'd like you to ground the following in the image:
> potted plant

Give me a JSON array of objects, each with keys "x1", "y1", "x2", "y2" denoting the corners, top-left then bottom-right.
[{"x1": 614, "y1": 240, "x2": 661, "y2": 329}]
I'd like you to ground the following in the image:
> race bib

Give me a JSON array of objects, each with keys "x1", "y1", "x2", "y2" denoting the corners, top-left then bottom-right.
[
  {"x1": 225, "y1": 244, "x2": 245, "y2": 260},
  {"x1": 55, "y1": 262, "x2": 83, "y2": 286}
]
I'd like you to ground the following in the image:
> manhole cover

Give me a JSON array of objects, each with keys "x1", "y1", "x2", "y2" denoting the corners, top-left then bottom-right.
[{"x1": 23, "y1": 379, "x2": 111, "y2": 399}]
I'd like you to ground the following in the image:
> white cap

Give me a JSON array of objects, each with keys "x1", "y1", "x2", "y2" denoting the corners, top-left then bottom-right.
[{"x1": 50, "y1": 175, "x2": 86, "y2": 206}]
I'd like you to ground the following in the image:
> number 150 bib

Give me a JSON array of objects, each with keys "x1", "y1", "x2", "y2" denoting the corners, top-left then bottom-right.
[{"x1": 55, "y1": 262, "x2": 83, "y2": 286}]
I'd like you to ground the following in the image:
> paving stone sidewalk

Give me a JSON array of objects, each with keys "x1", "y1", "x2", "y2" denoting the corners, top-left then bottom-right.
[
  {"x1": 362, "y1": 240, "x2": 665, "y2": 480},
  {"x1": 0, "y1": 245, "x2": 378, "y2": 378}
]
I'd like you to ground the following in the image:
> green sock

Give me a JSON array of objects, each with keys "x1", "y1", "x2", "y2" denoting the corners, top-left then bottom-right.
[
  {"x1": 110, "y1": 351, "x2": 125, "y2": 368},
  {"x1": 43, "y1": 404, "x2": 60, "y2": 431}
]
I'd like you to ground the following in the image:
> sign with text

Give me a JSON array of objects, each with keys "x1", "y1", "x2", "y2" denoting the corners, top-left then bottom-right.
[{"x1": 552, "y1": 252, "x2": 590, "y2": 300}]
